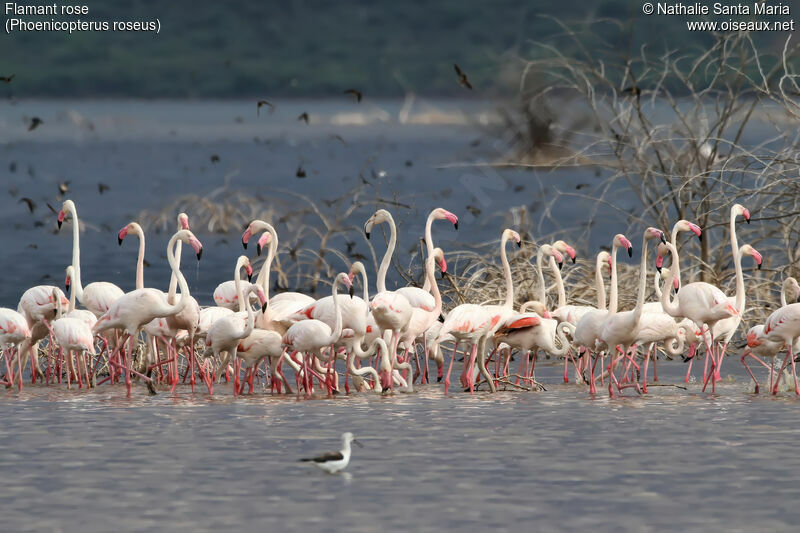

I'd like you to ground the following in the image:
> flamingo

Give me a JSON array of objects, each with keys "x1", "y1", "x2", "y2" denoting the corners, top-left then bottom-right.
[
  {"x1": 599, "y1": 228, "x2": 667, "y2": 396},
  {"x1": 741, "y1": 277, "x2": 800, "y2": 394},
  {"x1": 58, "y1": 200, "x2": 124, "y2": 317},
  {"x1": 364, "y1": 210, "x2": 413, "y2": 385},
  {"x1": 93, "y1": 229, "x2": 203, "y2": 396},
  {"x1": 573, "y1": 235, "x2": 631, "y2": 394},
  {"x1": 549, "y1": 240, "x2": 598, "y2": 326},
  {"x1": 658, "y1": 242, "x2": 740, "y2": 393},
  {"x1": 64, "y1": 267, "x2": 98, "y2": 328},
  {"x1": 282, "y1": 273, "x2": 351, "y2": 395},
  {"x1": 205, "y1": 283, "x2": 267, "y2": 395},
  {"x1": 0, "y1": 307, "x2": 31, "y2": 389},
  {"x1": 17, "y1": 285, "x2": 69, "y2": 385},
  {"x1": 241, "y1": 220, "x2": 314, "y2": 331},
  {"x1": 757, "y1": 300, "x2": 800, "y2": 395},
  {"x1": 50, "y1": 288, "x2": 95, "y2": 389}
]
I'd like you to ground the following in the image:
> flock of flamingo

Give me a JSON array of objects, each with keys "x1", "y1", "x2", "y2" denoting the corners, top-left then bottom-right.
[{"x1": 1, "y1": 199, "x2": 799, "y2": 399}]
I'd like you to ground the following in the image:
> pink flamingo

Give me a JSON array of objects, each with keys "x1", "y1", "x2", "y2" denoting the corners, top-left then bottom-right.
[
  {"x1": 364, "y1": 210, "x2": 413, "y2": 388},
  {"x1": 50, "y1": 288, "x2": 95, "y2": 389},
  {"x1": 574, "y1": 235, "x2": 631, "y2": 394},
  {"x1": 0, "y1": 307, "x2": 31, "y2": 389},
  {"x1": 205, "y1": 283, "x2": 267, "y2": 395},
  {"x1": 741, "y1": 277, "x2": 800, "y2": 393},
  {"x1": 282, "y1": 273, "x2": 351, "y2": 395},
  {"x1": 757, "y1": 299, "x2": 800, "y2": 395},
  {"x1": 58, "y1": 200, "x2": 124, "y2": 317},
  {"x1": 658, "y1": 242, "x2": 740, "y2": 393},
  {"x1": 600, "y1": 227, "x2": 667, "y2": 397},
  {"x1": 93, "y1": 229, "x2": 203, "y2": 396},
  {"x1": 17, "y1": 285, "x2": 70, "y2": 385}
]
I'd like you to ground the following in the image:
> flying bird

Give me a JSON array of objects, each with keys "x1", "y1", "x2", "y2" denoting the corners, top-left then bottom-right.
[
  {"x1": 299, "y1": 432, "x2": 363, "y2": 474},
  {"x1": 330, "y1": 134, "x2": 347, "y2": 146},
  {"x1": 0, "y1": 74, "x2": 14, "y2": 83},
  {"x1": 343, "y1": 89, "x2": 362, "y2": 102},
  {"x1": 19, "y1": 197, "x2": 36, "y2": 213},
  {"x1": 257, "y1": 100, "x2": 274, "y2": 115},
  {"x1": 210, "y1": 154, "x2": 220, "y2": 163},
  {"x1": 298, "y1": 112, "x2": 309, "y2": 124},
  {"x1": 296, "y1": 166, "x2": 306, "y2": 178},
  {"x1": 454, "y1": 64, "x2": 472, "y2": 90},
  {"x1": 28, "y1": 117, "x2": 43, "y2": 131},
  {"x1": 58, "y1": 181, "x2": 70, "y2": 195},
  {"x1": 98, "y1": 183, "x2": 110, "y2": 194}
]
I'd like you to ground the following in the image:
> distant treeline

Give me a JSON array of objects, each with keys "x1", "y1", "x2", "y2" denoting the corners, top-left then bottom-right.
[{"x1": 0, "y1": 0, "x2": 791, "y2": 97}]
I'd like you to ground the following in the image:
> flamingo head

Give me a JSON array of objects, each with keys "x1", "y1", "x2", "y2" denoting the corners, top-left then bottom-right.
[
  {"x1": 181, "y1": 231, "x2": 203, "y2": 260},
  {"x1": 614, "y1": 234, "x2": 633, "y2": 258},
  {"x1": 597, "y1": 251, "x2": 611, "y2": 276},
  {"x1": 740, "y1": 244, "x2": 762, "y2": 270},
  {"x1": 433, "y1": 207, "x2": 459, "y2": 230},
  {"x1": 117, "y1": 225, "x2": 129, "y2": 245},
  {"x1": 524, "y1": 300, "x2": 551, "y2": 319},
  {"x1": 241, "y1": 225, "x2": 253, "y2": 250},
  {"x1": 790, "y1": 277, "x2": 800, "y2": 303},
  {"x1": 253, "y1": 286, "x2": 268, "y2": 313},
  {"x1": 432, "y1": 247, "x2": 447, "y2": 275},
  {"x1": 65, "y1": 266, "x2": 73, "y2": 295},
  {"x1": 256, "y1": 232, "x2": 271, "y2": 256},
  {"x1": 733, "y1": 203, "x2": 751, "y2": 224},
  {"x1": 677, "y1": 220, "x2": 703, "y2": 241},
  {"x1": 338, "y1": 272, "x2": 354, "y2": 298},
  {"x1": 347, "y1": 262, "x2": 365, "y2": 286},
  {"x1": 504, "y1": 229, "x2": 522, "y2": 248},
  {"x1": 364, "y1": 209, "x2": 392, "y2": 239},
  {"x1": 177, "y1": 213, "x2": 190, "y2": 231},
  {"x1": 57, "y1": 199, "x2": 74, "y2": 230},
  {"x1": 553, "y1": 240, "x2": 577, "y2": 263},
  {"x1": 245, "y1": 261, "x2": 254, "y2": 282},
  {"x1": 646, "y1": 227, "x2": 667, "y2": 244},
  {"x1": 541, "y1": 244, "x2": 564, "y2": 270}
]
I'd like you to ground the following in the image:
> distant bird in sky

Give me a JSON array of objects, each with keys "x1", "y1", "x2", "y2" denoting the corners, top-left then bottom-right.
[
  {"x1": 330, "y1": 134, "x2": 347, "y2": 146},
  {"x1": 343, "y1": 88, "x2": 362, "y2": 102},
  {"x1": 621, "y1": 86, "x2": 641, "y2": 97},
  {"x1": 98, "y1": 183, "x2": 110, "y2": 194},
  {"x1": 28, "y1": 117, "x2": 43, "y2": 131},
  {"x1": 58, "y1": 181, "x2": 70, "y2": 195},
  {"x1": 0, "y1": 74, "x2": 14, "y2": 83},
  {"x1": 454, "y1": 64, "x2": 472, "y2": 90},
  {"x1": 298, "y1": 112, "x2": 309, "y2": 124},
  {"x1": 300, "y1": 432, "x2": 363, "y2": 473},
  {"x1": 296, "y1": 165, "x2": 306, "y2": 178},
  {"x1": 257, "y1": 100, "x2": 274, "y2": 115},
  {"x1": 210, "y1": 154, "x2": 220, "y2": 163},
  {"x1": 19, "y1": 197, "x2": 36, "y2": 213}
]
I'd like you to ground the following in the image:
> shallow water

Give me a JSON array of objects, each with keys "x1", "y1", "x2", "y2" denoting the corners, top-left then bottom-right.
[{"x1": 2, "y1": 358, "x2": 800, "y2": 532}]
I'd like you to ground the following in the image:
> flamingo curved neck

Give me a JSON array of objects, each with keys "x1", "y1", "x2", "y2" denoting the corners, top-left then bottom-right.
[
  {"x1": 134, "y1": 225, "x2": 145, "y2": 290},
  {"x1": 66, "y1": 203, "x2": 85, "y2": 301},
  {"x1": 234, "y1": 258, "x2": 248, "y2": 313},
  {"x1": 670, "y1": 225, "x2": 683, "y2": 281},
  {"x1": 730, "y1": 212, "x2": 745, "y2": 312},
  {"x1": 356, "y1": 265, "x2": 370, "y2": 315},
  {"x1": 608, "y1": 244, "x2": 621, "y2": 315},
  {"x1": 549, "y1": 322, "x2": 575, "y2": 357},
  {"x1": 239, "y1": 287, "x2": 257, "y2": 340},
  {"x1": 376, "y1": 216, "x2": 397, "y2": 294},
  {"x1": 253, "y1": 221, "x2": 278, "y2": 301},
  {"x1": 424, "y1": 212, "x2": 436, "y2": 263},
  {"x1": 167, "y1": 240, "x2": 182, "y2": 304},
  {"x1": 536, "y1": 248, "x2": 547, "y2": 305},
  {"x1": 554, "y1": 258, "x2": 566, "y2": 309},
  {"x1": 164, "y1": 232, "x2": 191, "y2": 317},
  {"x1": 327, "y1": 278, "x2": 343, "y2": 344},
  {"x1": 595, "y1": 255, "x2": 607, "y2": 310},
  {"x1": 660, "y1": 245, "x2": 681, "y2": 317},
  {"x1": 499, "y1": 235, "x2": 513, "y2": 309},
  {"x1": 631, "y1": 233, "x2": 653, "y2": 325},
  {"x1": 425, "y1": 256, "x2": 442, "y2": 317}
]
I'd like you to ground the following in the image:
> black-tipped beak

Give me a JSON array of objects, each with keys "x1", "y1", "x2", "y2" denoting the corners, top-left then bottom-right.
[
  {"x1": 454, "y1": 222, "x2": 459, "y2": 230},
  {"x1": 256, "y1": 243, "x2": 262, "y2": 256},
  {"x1": 627, "y1": 246, "x2": 633, "y2": 258},
  {"x1": 242, "y1": 239, "x2": 248, "y2": 250},
  {"x1": 698, "y1": 234, "x2": 703, "y2": 242},
  {"x1": 57, "y1": 220, "x2": 62, "y2": 230},
  {"x1": 65, "y1": 282, "x2": 70, "y2": 294},
  {"x1": 438, "y1": 314, "x2": 445, "y2": 323},
  {"x1": 118, "y1": 236, "x2": 123, "y2": 246},
  {"x1": 348, "y1": 285, "x2": 354, "y2": 298},
  {"x1": 659, "y1": 233, "x2": 667, "y2": 244},
  {"x1": 745, "y1": 217, "x2": 750, "y2": 224},
  {"x1": 196, "y1": 249, "x2": 203, "y2": 261},
  {"x1": 247, "y1": 272, "x2": 253, "y2": 282},
  {"x1": 516, "y1": 241, "x2": 521, "y2": 248},
  {"x1": 557, "y1": 261, "x2": 563, "y2": 271},
  {"x1": 757, "y1": 262, "x2": 762, "y2": 270},
  {"x1": 365, "y1": 230, "x2": 370, "y2": 240},
  {"x1": 353, "y1": 439, "x2": 364, "y2": 448},
  {"x1": 261, "y1": 302, "x2": 268, "y2": 313},
  {"x1": 656, "y1": 266, "x2": 662, "y2": 274},
  {"x1": 571, "y1": 256, "x2": 576, "y2": 264}
]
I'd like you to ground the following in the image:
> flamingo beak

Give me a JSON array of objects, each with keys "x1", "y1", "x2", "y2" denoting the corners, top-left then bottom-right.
[
  {"x1": 246, "y1": 267, "x2": 253, "y2": 282},
  {"x1": 557, "y1": 261, "x2": 563, "y2": 271},
  {"x1": 196, "y1": 248, "x2": 203, "y2": 260},
  {"x1": 744, "y1": 209, "x2": 751, "y2": 224},
  {"x1": 241, "y1": 227, "x2": 252, "y2": 249},
  {"x1": 627, "y1": 246, "x2": 633, "y2": 258},
  {"x1": 261, "y1": 302, "x2": 268, "y2": 313},
  {"x1": 659, "y1": 232, "x2": 667, "y2": 244},
  {"x1": 438, "y1": 314, "x2": 445, "y2": 323},
  {"x1": 349, "y1": 285, "x2": 354, "y2": 298},
  {"x1": 57, "y1": 210, "x2": 65, "y2": 229},
  {"x1": 65, "y1": 279, "x2": 70, "y2": 294},
  {"x1": 454, "y1": 221, "x2": 459, "y2": 230},
  {"x1": 516, "y1": 240, "x2": 521, "y2": 248}
]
